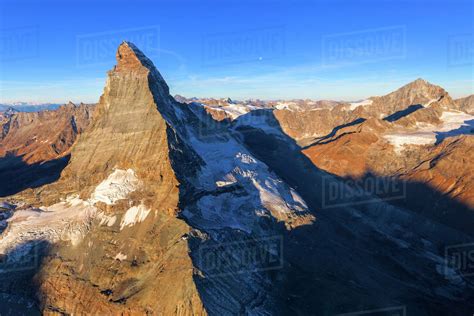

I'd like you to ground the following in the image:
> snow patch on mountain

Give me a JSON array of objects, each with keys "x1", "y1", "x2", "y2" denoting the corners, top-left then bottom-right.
[
  {"x1": 425, "y1": 98, "x2": 440, "y2": 107},
  {"x1": 120, "y1": 204, "x2": 151, "y2": 230},
  {"x1": 199, "y1": 103, "x2": 238, "y2": 120},
  {"x1": 439, "y1": 111, "x2": 474, "y2": 129},
  {"x1": 384, "y1": 111, "x2": 474, "y2": 152},
  {"x1": 90, "y1": 169, "x2": 140, "y2": 205},
  {"x1": 0, "y1": 197, "x2": 97, "y2": 257},
  {"x1": 197, "y1": 100, "x2": 269, "y2": 120},
  {"x1": 384, "y1": 133, "x2": 435, "y2": 152},
  {"x1": 114, "y1": 252, "x2": 127, "y2": 261},
  {"x1": 0, "y1": 169, "x2": 143, "y2": 259},
  {"x1": 0, "y1": 202, "x2": 15, "y2": 210},
  {"x1": 98, "y1": 213, "x2": 117, "y2": 227},
  {"x1": 349, "y1": 99, "x2": 373, "y2": 110},
  {"x1": 275, "y1": 102, "x2": 297, "y2": 110},
  {"x1": 179, "y1": 105, "x2": 314, "y2": 232}
]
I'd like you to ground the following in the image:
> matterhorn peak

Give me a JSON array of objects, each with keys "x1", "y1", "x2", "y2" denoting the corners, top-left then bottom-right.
[
  {"x1": 108, "y1": 42, "x2": 171, "y2": 102},
  {"x1": 115, "y1": 41, "x2": 154, "y2": 73}
]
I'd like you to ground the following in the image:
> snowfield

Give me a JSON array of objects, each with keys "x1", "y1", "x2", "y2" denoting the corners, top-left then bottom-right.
[
  {"x1": 0, "y1": 169, "x2": 142, "y2": 259},
  {"x1": 120, "y1": 204, "x2": 151, "y2": 230},
  {"x1": 200, "y1": 102, "x2": 265, "y2": 120},
  {"x1": 0, "y1": 197, "x2": 97, "y2": 259},
  {"x1": 349, "y1": 99, "x2": 373, "y2": 110},
  {"x1": 176, "y1": 103, "x2": 314, "y2": 233},
  {"x1": 384, "y1": 111, "x2": 474, "y2": 152},
  {"x1": 90, "y1": 169, "x2": 140, "y2": 205}
]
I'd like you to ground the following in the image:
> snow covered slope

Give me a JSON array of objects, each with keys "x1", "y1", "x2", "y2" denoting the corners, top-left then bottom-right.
[{"x1": 384, "y1": 110, "x2": 474, "y2": 152}]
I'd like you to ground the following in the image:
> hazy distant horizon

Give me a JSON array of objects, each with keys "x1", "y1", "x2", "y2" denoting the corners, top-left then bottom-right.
[
  {"x1": 1, "y1": 76, "x2": 473, "y2": 106},
  {"x1": 1, "y1": 0, "x2": 473, "y2": 103}
]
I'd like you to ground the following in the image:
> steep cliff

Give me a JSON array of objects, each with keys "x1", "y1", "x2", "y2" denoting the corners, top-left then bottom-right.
[{"x1": 29, "y1": 42, "x2": 206, "y2": 315}]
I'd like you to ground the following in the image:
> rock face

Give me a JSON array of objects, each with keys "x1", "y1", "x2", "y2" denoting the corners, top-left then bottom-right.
[
  {"x1": 273, "y1": 103, "x2": 355, "y2": 145},
  {"x1": 404, "y1": 136, "x2": 474, "y2": 208},
  {"x1": 456, "y1": 94, "x2": 474, "y2": 114},
  {"x1": 52, "y1": 44, "x2": 178, "y2": 204},
  {"x1": 364, "y1": 78, "x2": 454, "y2": 116}
]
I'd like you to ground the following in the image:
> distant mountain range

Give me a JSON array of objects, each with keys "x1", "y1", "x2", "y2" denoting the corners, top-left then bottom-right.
[{"x1": 0, "y1": 102, "x2": 62, "y2": 112}]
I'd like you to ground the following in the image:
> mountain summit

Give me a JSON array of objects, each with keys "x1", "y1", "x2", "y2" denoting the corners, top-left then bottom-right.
[
  {"x1": 368, "y1": 78, "x2": 454, "y2": 115},
  {"x1": 114, "y1": 41, "x2": 171, "y2": 100}
]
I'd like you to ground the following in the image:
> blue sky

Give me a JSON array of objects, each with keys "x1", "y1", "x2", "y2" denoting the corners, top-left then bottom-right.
[{"x1": 0, "y1": 0, "x2": 472, "y2": 103}]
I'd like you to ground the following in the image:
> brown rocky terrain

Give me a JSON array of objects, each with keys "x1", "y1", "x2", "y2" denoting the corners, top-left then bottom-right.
[
  {"x1": 302, "y1": 119, "x2": 474, "y2": 207},
  {"x1": 0, "y1": 108, "x2": 18, "y2": 124},
  {"x1": 0, "y1": 103, "x2": 94, "y2": 197},
  {"x1": 0, "y1": 102, "x2": 93, "y2": 164},
  {"x1": 177, "y1": 96, "x2": 347, "y2": 123},
  {"x1": 362, "y1": 78, "x2": 455, "y2": 116},
  {"x1": 297, "y1": 80, "x2": 474, "y2": 209},
  {"x1": 456, "y1": 94, "x2": 474, "y2": 114}
]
